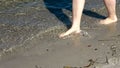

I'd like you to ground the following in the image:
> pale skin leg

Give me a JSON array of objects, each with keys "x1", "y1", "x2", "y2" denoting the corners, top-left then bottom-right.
[
  {"x1": 59, "y1": 0, "x2": 118, "y2": 38},
  {"x1": 100, "y1": 0, "x2": 118, "y2": 24},
  {"x1": 59, "y1": 0, "x2": 85, "y2": 38}
]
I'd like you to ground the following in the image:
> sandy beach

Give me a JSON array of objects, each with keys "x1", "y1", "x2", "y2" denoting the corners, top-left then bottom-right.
[{"x1": 0, "y1": 0, "x2": 120, "y2": 68}]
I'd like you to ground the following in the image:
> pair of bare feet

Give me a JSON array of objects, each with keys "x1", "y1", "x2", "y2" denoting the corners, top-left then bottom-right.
[{"x1": 59, "y1": 16, "x2": 118, "y2": 38}]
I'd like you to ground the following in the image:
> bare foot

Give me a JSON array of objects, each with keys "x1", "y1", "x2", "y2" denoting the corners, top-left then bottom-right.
[
  {"x1": 59, "y1": 28, "x2": 81, "y2": 39},
  {"x1": 100, "y1": 17, "x2": 117, "y2": 25}
]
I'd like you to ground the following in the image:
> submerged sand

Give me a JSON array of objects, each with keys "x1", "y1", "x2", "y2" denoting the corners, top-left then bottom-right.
[
  {"x1": 0, "y1": 0, "x2": 120, "y2": 68},
  {"x1": 0, "y1": 22, "x2": 120, "y2": 68}
]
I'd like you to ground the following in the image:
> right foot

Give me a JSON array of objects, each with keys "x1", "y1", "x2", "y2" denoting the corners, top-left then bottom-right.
[{"x1": 100, "y1": 16, "x2": 118, "y2": 25}]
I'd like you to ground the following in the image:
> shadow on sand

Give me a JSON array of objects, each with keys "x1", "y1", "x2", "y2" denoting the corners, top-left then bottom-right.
[{"x1": 43, "y1": 0, "x2": 106, "y2": 29}]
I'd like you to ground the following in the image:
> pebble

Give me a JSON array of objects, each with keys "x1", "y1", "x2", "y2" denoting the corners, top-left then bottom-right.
[
  {"x1": 80, "y1": 30, "x2": 90, "y2": 37},
  {"x1": 46, "y1": 49, "x2": 49, "y2": 52},
  {"x1": 94, "y1": 48, "x2": 98, "y2": 51},
  {"x1": 88, "y1": 45, "x2": 92, "y2": 47}
]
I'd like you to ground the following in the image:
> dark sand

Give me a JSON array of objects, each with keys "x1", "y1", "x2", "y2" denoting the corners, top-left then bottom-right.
[{"x1": 0, "y1": 0, "x2": 120, "y2": 68}]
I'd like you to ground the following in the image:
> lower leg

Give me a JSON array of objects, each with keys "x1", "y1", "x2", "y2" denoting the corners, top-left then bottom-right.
[
  {"x1": 100, "y1": 0, "x2": 117, "y2": 24},
  {"x1": 59, "y1": 0, "x2": 85, "y2": 38}
]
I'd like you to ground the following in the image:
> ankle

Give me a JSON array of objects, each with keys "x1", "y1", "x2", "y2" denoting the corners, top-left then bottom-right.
[
  {"x1": 71, "y1": 26, "x2": 80, "y2": 31},
  {"x1": 108, "y1": 15, "x2": 117, "y2": 20}
]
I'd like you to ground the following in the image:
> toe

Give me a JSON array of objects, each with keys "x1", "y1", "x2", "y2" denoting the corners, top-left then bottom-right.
[{"x1": 59, "y1": 33, "x2": 64, "y2": 38}]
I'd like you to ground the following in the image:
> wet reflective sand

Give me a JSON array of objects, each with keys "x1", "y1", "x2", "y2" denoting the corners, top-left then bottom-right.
[
  {"x1": 0, "y1": 0, "x2": 120, "y2": 68},
  {"x1": 0, "y1": 22, "x2": 120, "y2": 68}
]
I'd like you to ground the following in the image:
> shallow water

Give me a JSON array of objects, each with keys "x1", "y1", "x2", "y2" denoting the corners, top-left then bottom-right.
[
  {"x1": 0, "y1": 22, "x2": 120, "y2": 68},
  {"x1": 0, "y1": 0, "x2": 120, "y2": 68}
]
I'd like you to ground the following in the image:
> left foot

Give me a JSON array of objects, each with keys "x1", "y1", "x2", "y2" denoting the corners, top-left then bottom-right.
[
  {"x1": 59, "y1": 28, "x2": 81, "y2": 39},
  {"x1": 100, "y1": 17, "x2": 117, "y2": 25}
]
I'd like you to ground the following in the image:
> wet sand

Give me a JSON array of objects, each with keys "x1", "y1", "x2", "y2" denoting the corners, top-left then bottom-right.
[
  {"x1": 0, "y1": 0, "x2": 120, "y2": 68},
  {"x1": 0, "y1": 22, "x2": 120, "y2": 68}
]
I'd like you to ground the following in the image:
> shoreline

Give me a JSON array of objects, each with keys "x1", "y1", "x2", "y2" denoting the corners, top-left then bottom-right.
[{"x1": 0, "y1": 0, "x2": 120, "y2": 68}]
